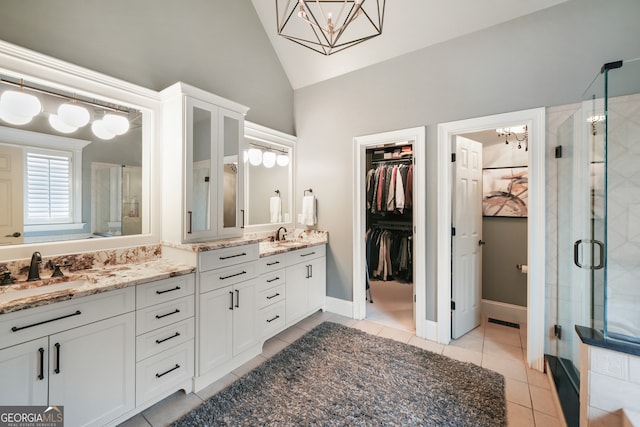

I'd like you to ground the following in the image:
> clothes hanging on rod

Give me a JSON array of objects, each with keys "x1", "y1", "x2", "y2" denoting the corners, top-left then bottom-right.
[
  {"x1": 366, "y1": 226, "x2": 413, "y2": 283},
  {"x1": 366, "y1": 162, "x2": 413, "y2": 215}
]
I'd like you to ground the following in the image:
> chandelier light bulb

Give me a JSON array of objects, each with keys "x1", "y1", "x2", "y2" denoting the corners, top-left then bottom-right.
[
  {"x1": 91, "y1": 119, "x2": 116, "y2": 140},
  {"x1": 103, "y1": 113, "x2": 130, "y2": 135},
  {"x1": 49, "y1": 114, "x2": 78, "y2": 133},
  {"x1": 276, "y1": 154, "x2": 290, "y2": 167},
  {"x1": 248, "y1": 148, "x2": 263, "y2": 166},
  {"x1": 58, "y1": 103, "x2": 90, "y2": 128},
  {"x1": 262, "y1": 151, "x2": 277, "y2": 168},
  {"x1": 0, "y1": 90, "x2": 42, "y2": 118}
]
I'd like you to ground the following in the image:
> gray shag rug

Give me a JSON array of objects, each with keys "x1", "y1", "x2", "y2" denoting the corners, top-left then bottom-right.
[{"x1": 172, "y1": 322, "x2": 506, "y2": 426}]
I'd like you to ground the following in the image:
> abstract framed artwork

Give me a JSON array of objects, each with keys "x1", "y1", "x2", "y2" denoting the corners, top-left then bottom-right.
[{"x1": 482, "y1": 167, "x2": 528, "y2": 217}]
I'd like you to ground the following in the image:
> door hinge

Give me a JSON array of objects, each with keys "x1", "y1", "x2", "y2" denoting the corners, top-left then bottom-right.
[
  {"x1": 414, "y1": 294, "x2": 416, "y2": 303},
  {"x1": 451, "y1": 153, "x2": 456, "y2": 162},
  {"x1": 555, "y1": 146, "x2": 563, "y2": 159},
  {"x1": 451, "y1": 301, "x2": 456, "y2": 310},
  {"x1": 451, "y1": 226, "x2": 456, "y2": 237},
  {"x1": 554, "y1": 324, "x2": 562, "y2": 340},
  {"x1": 204, "y1": 176, "x2": 210, "y2": 182}
]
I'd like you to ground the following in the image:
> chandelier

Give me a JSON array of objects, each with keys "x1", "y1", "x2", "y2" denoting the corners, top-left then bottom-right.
[
  {"x1": 496, "y1": 125, "x2": 528, "y2": 151},
  {"x1": 276, "y1": 0, "x2": 385, "y2": 56}
]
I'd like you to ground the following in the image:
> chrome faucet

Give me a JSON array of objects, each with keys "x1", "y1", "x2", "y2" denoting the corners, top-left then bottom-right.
[
  {"x1": 27, "y1": 251, "x2": 42, "y2": 282},
  {"x1": 276, "y1": 227, "x2": 287, "y2": 241}
]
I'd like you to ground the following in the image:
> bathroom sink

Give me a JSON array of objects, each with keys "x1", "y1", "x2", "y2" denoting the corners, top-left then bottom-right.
[{"x1": 0, "y1": 278, "x2": 90, "y2": 304}]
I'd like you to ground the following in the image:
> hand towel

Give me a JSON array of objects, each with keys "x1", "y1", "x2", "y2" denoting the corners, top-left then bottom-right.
[
  {"x1": 301, "y1": 195, "x2": 317, "y2": 226},
  {"x1": 270, "y1": 196, "x2": 282, "y2": 223}
]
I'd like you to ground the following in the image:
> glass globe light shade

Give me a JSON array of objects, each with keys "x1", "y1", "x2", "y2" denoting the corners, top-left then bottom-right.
[
  {"x1": 0, "y1": 90, "x2": 41, "y2": 118},
  {"x1": 0, "y1": 107, "x2": 32, "y2": 125},
  {"x1": 248, "y1": 148, "x2": 262, "y2": 166},
  {"x1": 102, "y1": 113, "x2": 130, "y2": 135},
  {"x1": 58, "y1": 103, "x2": 90, "y2": 128},
  {"x1": 262, "y1": 151, "x2": 276, "y2": 168},
  {"x1": 91, "y1": 119, "x2": 116, "y2": 140},
  {"x1": 49, "y1": 114, "x2": 78, "y2": 133},
  {"x1": 276, "y1": 154, "x2": 290, "y2": 167}
]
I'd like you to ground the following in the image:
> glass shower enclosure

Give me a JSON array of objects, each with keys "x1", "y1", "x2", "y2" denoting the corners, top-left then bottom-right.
[{"x1": 552, "y1": 58, "x2": 640, "y2": 399}]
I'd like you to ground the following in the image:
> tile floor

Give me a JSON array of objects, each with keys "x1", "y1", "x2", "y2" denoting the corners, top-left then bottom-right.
[
  {"x1": 119, "y1": 312, "x2": 565, "y2": 427},
  {"x1": 366, "y1": 279, "x2": 414, "y2": 332}
]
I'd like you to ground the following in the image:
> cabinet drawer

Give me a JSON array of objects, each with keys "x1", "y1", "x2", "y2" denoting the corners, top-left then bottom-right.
[
  {"x1": 199, "y1": 244, "x2": 259, "y2": 272},
  {"x1": 136, "y1": 274, "x2": 195, "y2": 309},
  {"x1": 136, "y1": 341, "x2": 194, "y2": 406},
  {"x1": 136, "y1": 295, "x2": 194, "y2": 335},
  {"x1": 200, "y1": 262, "x2": 257, "y2": 294},
  {"x1": 258, "y1": 301, "x2": 286, "y2": 339},
  {"x1": 0, "y1": 287, "x2": 135, "y2": 350},
  {"x1": 136, "y1": 317, "x2": 195, "y2": 362},
  {"x1": 256, "y1": 254, "x2": 285, "y2": 274},
  {"x1": 285, "y1": 244, "x2": 326, "y2": 266},
  {"x1": 256, "y1": 283, "x2": 285, "y2": 310},
  {"x1": 256, "y1": 270, "x2": 285, "y2": 291}
]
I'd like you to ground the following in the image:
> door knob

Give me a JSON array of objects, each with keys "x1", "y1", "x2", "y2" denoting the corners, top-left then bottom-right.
[
  {"x1": 478, "y1": 240, "x2": 486, "y2": 246},
  {"x1": 5, "y1": 232, "x2": 21, "y2": 238}
]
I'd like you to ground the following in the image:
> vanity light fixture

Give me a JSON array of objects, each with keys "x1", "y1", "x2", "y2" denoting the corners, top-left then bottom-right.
[
  {"x1": 262, "y1": 151, "x2": 277, "y2": 168},
  {"x1": 248, "y1": 147, "x2": 263, "y2": 166},
  {"x1": 0, "y1": 88, "x2": 42, "y2": 125},
  {"x1": 276, "y1": 0, "x2": 386, "y2": 56},
  {"x1": 91, "y1": 118, "x2": 116, "y2": 140},
  {"x1": 276, "y1": 153, "x2": 290, "y2": 167},
  {"x1": 0, "y1": 76, "x2": 132, "y2": 140},
  {"x1": 48, "y1": 113, "x2": 78, "y2": 133},
  {"x1": 496, "y1": 124, "x2": 528, "y2": 151}
]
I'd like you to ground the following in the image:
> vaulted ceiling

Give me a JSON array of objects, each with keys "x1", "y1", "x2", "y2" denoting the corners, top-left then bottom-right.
[{"x1": 251, "y1": 0, "x2": 568, "y2": 89}]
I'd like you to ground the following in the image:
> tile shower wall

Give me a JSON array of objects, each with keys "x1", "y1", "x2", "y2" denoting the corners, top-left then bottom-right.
[{"x1": 605, "y1": 93, "x2": 640, "y2": 339}]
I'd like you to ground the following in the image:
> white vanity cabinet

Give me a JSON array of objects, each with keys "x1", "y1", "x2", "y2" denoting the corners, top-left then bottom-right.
[
  {"x1": 134, "y1": 274, "x2": 195, "y2": 407},
  {"x1": 0, "y1": 288, "x2": 135, "y2": 427},
  {"x1": 161, "y1": 82, "x2": 249, "y2": 244},
  {"x1": 285, "y1": 245, "x2": 327, "y2": 326},
  {"x1": 197, "y1": 244, "x2": 259, "y2": 384},
  {"x1": 256, "y1": 253, "x2": 287, "y2": 339}
]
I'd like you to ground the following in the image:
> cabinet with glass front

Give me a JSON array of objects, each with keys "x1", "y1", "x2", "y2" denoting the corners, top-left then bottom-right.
[{"x1": 161, "y1": 83, "x2": 249, "y2": 243}]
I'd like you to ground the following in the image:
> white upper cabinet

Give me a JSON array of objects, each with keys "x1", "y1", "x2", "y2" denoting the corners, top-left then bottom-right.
[{"x1": 161, "y1": 83, "x2": 249, "y2": 243}]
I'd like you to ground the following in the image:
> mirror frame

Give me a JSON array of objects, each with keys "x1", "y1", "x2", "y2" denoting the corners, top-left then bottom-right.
[
  {"x1": 243, "y1": 121, "x2": 296, "y2": 233},
  {"x1": 0, "y1": 40, "x2": 162, "y2": 260}
]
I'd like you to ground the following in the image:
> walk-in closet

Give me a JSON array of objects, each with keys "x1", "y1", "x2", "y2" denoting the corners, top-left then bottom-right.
[{"x1": 364, "y1": 143, "x2": 414, "y2": 331}]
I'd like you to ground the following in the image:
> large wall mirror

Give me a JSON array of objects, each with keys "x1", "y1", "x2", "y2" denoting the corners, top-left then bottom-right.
[
  {"x1": 0, "y1": 41, "x2": 159, "y2": 259},
  {"x1": 244, "y1": 121, "x2": 295, "y2": 231}
]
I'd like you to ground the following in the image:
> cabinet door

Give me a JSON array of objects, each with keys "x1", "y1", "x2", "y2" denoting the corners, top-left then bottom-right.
[
  {"x1": 285, "y1": 263, "x2": 310, "y2": 325},
  {"x1": 308, "y1": 257, "x2": 327, "y2": 312},
  {"x1": 48, "y1": 312, "x2": 135, "y2": 427},
  {"x1": 217, "y1": 107, "x2": 244, "y2": 237},
  {"x1": 184, "y1": 97, "x2": 218, "y2": 242},
  {"x1": 199, "y1": 286, "x2": 233, "y2": 374},
  {"x1": 0, "y1": 337, "x2": 48, "y2": 405},
  {"x1": 232, "y1": 279, "x2": 257, "y2": 356}
]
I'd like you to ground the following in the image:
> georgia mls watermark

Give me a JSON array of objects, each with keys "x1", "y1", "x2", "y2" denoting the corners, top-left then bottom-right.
[{"x1": 0, "y1": 406, "x2": 63, "y2": 427}]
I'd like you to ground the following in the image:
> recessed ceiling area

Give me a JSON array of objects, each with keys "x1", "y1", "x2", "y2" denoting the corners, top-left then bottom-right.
[{"x1": 251, "y1": 0, "x2": 568, "y2": 89}]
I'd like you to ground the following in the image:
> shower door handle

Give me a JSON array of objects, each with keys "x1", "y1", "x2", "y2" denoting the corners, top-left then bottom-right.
[{"x1": 574, "y1": 239, "x2": 605, "y2": 270}]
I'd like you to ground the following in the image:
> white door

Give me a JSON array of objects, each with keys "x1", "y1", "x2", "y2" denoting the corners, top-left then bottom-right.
[
  {"x1": 232, "y1": 279, "x2": 258, "y2": 356},
  {"x1": 0, "y1": 145, "x2": 24, "y2": 245},
  {"x1": 452, "y1": 136, "x2": 483, "y2": 339},
  {"x1": 199, "y1": 285, "x2": 234, "y2": 374}
]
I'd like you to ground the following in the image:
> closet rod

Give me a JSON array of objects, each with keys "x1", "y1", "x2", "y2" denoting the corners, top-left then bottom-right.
[
  {"x1": 371, "y1": 223, "x2": 413, "y2": 231},
  {"x1": 371, "y1": 158, "x2": 413, "y2": 165}
]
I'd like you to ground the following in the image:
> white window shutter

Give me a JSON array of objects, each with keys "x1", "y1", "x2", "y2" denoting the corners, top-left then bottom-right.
[{"x1": 26, "y1": 151, "x2": 72, "y2": 224}]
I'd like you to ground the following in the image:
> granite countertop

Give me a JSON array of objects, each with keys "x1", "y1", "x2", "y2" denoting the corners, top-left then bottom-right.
[
  {"x1": 0, "y1": 257, "x2": 195, "y2": 315},
  {"x1": 162, "y1": 235, "x2": 264, "y2": 252},
  {"x1": 258, "y1": 232, "x2": 328, "y2": 257}
]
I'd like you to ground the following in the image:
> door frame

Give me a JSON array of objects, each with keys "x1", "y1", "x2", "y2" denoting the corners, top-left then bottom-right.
[
  {"x1": 352, "y1": 127, "x2": 426, "y2": 338},
  {"x1": 436, "y1": 108, "x2": 546, "y2": 371}
]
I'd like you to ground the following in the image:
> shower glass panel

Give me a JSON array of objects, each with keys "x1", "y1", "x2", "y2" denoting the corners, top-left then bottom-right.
[
  {"x1": 599, "y1": 58, "x2": 640, "y2": 343},
  {"x1": 92, "y1": 163, "x2": 142, "y2": 236}
]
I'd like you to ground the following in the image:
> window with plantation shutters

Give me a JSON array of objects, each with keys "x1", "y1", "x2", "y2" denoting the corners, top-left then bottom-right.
[{"x1": 25, "y1": 150, "x2": 73, "y2": 224}]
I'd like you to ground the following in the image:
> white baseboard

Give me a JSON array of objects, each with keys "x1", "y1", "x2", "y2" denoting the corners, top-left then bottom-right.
[
  {"x1": 424, "y1": 320, "x2": 438, "y2": 341},
  {"x1": 325, "y1": 297, "x2": 353, "y2": 318},
  {"x1": 481, "y1": 299, "x2": 527, "y2": 324}
]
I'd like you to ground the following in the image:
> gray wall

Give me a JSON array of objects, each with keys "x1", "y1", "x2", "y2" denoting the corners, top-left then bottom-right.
[
  {"x1": 293, "y1": 0, "x2": 640, "y2": 320},
  {"x1": 0, "y1": 0, "x2": 294, "y2": 134},
  {"x1": 482, "y1": 218, "x2": 527, "y2": 307}
]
